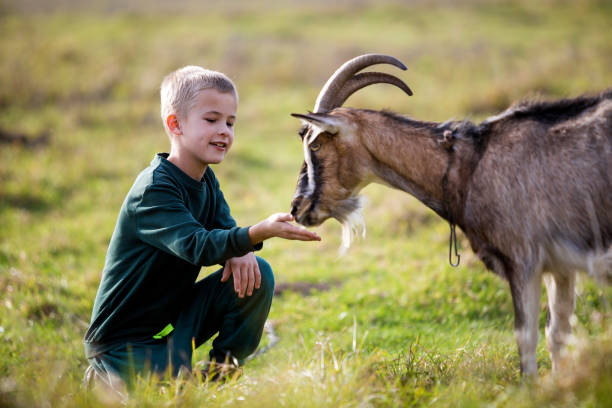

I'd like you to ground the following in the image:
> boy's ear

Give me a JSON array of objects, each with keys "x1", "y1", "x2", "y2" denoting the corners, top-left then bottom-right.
[{"x1": 166, "y1": 114, "x2": 182, "y2": 136}]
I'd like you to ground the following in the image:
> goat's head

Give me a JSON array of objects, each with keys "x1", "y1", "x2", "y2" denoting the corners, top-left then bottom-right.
[{"x1": 290, "y1": 54, "x2": 412, "y2": 250}]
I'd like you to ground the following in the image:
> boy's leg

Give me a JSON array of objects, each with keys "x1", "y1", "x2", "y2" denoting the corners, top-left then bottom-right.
[
  {"x1": 84, "y1": 340, "x2": 169, "y2": 399},
  {"x1": 170, "y1": 256, "x2": 275, "y2": 373},
  {"x1": 84, "y1": 357, "x2": 128, "y2": 401}
]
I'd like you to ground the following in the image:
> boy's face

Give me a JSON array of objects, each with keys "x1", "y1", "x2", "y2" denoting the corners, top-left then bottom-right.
[{"x1": 173, "y1": 88, "x2": 237, "y2": 166}]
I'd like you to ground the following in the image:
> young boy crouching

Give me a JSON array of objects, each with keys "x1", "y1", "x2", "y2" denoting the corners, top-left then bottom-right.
[{"x1": 83, "y1": 66, "x2": 320, "y2": 394}]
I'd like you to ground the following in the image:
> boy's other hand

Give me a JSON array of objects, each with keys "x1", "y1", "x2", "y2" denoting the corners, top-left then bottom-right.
[
  {"x1": 221, "y1": 252, "x2": 261, "y2": 297},
  {"x1": 248, "y1": 213, "x2": 321, "y2": 245}
]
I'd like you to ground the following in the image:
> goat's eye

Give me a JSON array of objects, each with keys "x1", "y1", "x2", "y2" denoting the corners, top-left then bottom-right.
[{"x1": 310, "y1": 142, "x2": 321, "y2": 152}]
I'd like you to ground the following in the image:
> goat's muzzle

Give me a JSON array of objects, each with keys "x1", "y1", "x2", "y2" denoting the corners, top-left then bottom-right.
[
  {"x1": 290, "y1": 196, "x2": 301, "y2": 219},
  {"x1": 290, "y1": 195, "x2": 322, "y2": 227}
]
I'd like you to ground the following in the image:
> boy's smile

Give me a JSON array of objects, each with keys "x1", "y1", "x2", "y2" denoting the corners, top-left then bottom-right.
[
  {"x1": 167, "y1": 88, "x2": 237, "y2": 180},
  {"x1": 210, "y1": 141, "x2": 228, "y2": 150}
]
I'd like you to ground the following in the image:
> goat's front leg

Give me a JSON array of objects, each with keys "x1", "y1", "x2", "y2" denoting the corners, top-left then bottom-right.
[
  {"x1": 509, "y1": 269, "x2": 542, "y2": 377},
  {"x1": 544, "y1": 272, "x2": 575, "y2": 373}
]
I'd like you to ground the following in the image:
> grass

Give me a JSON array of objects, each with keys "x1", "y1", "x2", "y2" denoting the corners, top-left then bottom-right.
[{"x1": 1, "y1": 0, "x2": 611, "y2": 406}]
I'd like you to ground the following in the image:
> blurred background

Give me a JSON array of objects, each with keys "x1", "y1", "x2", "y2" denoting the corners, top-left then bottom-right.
[{"x1": 0, "y1": 0, "x2": 610, "y2": 406}]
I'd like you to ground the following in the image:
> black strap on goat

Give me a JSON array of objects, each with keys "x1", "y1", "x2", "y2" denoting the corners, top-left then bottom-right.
[{"x1": 440, "y1": 130, "x2": 461, "y2": 267}]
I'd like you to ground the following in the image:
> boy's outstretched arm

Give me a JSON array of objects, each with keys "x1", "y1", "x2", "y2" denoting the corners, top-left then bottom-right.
[
  {"x1": 247, "y1": 213, "x2": 321, "y2": 245},
  {"x1": 221, "y1": 213, "x2": 320, "y2": 298}
]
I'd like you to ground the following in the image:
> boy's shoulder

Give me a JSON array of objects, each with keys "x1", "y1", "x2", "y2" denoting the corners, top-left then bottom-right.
[
  {"x1": 130, "y1": 154, "x2": 221, "y2": 198},
  {"x1": 130, "y1": 154, "x2": 175, "y2": 194}
]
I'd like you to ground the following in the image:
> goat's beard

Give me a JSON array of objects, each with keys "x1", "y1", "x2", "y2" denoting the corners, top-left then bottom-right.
[{"x1": 330, "y1": 195, "x2": 366, "y2": 256}]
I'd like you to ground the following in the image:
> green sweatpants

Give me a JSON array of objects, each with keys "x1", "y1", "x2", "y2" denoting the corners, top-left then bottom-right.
[{"x1": 86, "y1": 256, "x2": 274, "y2": 384}]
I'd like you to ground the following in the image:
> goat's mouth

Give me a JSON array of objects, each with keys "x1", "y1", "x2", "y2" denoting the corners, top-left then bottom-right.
[
  {"x1": 292, "y1": 195, "x2": 366, "y2": 254},
  {"x1": 299, "y1": 215, "x2": 328, "y2": 227},
  {"x1": 291, "y1": 195, "x2": 326, "y2": 226},
  {"x1": 293, "y1": 207, "x2": 330, "y2": 227}
]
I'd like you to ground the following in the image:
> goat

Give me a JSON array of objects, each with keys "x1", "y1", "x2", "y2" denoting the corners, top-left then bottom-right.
[{"x1": 289, "y1": 54, "x2": 612, "y2": 376}]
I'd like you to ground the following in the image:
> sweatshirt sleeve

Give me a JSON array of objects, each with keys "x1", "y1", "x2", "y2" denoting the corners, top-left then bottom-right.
[{"x1": 132, "y1": 181, "x2": 256, "y2": 266}]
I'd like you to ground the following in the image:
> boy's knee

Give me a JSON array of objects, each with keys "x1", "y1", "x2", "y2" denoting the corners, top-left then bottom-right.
[{"x1": 256, "y1": 256, "x2": 274, "y2": 294}]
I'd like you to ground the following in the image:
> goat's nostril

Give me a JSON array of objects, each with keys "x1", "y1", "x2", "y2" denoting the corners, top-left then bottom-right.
[{"x1": 290, "y1": 196, "x2": 303, "y2": 217}]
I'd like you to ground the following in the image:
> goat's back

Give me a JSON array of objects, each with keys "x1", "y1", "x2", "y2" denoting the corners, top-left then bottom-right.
[{"x1": 463, "y1": 93, "x2": 612, "y2": 272}]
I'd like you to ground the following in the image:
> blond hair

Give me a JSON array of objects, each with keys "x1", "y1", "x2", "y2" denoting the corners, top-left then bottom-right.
[{"x1": 160, "y1": 65, "x2": 238, "y2": 137}]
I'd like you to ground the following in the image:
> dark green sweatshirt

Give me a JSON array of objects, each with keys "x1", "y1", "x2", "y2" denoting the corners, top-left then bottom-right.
[{"x1": 84, "y1": 153, "x2": 260, "y2": 358}]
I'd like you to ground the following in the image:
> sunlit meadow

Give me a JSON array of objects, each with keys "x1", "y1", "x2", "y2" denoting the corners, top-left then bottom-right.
[{"x1": 1, "y1": 1, "x2": 611, "y2": 406}]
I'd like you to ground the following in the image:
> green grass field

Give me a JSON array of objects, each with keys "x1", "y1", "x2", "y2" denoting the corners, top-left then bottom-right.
[{"x1": 1, "y1": 1, "x2": 611, "y2": 406}]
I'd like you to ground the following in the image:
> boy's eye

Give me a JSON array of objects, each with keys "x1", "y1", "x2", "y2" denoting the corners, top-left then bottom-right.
[
  {"x1": 227, "y1": 122, "x2": 234, "y2": 128},
  {"x1": 205, "y1": 118, "x2": 216, "y2": 123}
]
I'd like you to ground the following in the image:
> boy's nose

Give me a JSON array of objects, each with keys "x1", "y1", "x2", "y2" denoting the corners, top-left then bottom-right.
[{"x1": 218, "y1": 124, "x2": 232, "y2": 136}]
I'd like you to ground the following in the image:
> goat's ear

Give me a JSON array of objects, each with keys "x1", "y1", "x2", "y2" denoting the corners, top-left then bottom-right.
[{"x1": 291, "y1": 112, "x2": 342, "y2": 136}]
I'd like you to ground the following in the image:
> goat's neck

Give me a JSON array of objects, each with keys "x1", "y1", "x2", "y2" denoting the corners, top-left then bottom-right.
[{"x1": 360, "y1": 116, "x2": 464, "y2": 220}]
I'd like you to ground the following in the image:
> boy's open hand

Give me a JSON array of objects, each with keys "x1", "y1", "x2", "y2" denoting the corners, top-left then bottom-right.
[
  {"x1": 221, "y1": 252, "x2": 261, "y2": 298},
  {"x1": 248, "y1": 213, "x2": 321, "y2": 245}
]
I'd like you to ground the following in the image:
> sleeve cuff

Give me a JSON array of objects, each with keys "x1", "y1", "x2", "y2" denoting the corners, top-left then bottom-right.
[{"x1": 236, "y1": 226, "x2": 263, "y2": 253}]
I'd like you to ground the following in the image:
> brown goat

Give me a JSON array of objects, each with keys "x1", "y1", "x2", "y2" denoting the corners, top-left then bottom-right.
[{"x1": 289, "y1": 54, "x2": 612, "y2": 376}]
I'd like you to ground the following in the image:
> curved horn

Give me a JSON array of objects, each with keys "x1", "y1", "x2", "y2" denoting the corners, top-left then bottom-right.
[
  {"x1": 313, "y1": 54, "x2": 409, "y2": 113},
  {"x1": 333, "y1": 72, "x2": 413, "y2": 109}
]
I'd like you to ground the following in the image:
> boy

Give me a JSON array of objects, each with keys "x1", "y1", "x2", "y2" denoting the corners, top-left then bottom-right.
[{"x1": 83, "y1": 66, "x2": 320, "y2": 392}]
